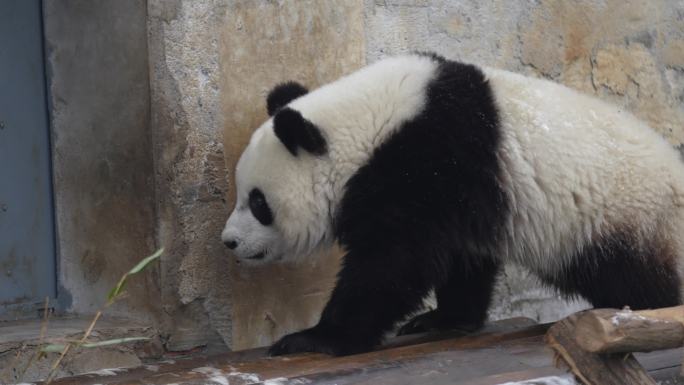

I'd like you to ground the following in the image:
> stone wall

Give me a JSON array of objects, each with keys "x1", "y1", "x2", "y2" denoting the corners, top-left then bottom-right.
[
  {"x1": 147, "y1": 0, "x2": 232, "y2": 352},
  {"x1": 365, "y1": 0, "x2": 684, "y2": 145}
]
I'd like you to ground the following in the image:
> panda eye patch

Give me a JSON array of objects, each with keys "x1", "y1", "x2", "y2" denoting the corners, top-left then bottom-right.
[{"x1": 249, "y1": 188, "x2": 273, "y2": 226}]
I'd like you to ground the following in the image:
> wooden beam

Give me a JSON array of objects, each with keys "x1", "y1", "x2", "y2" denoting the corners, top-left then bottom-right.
[
  {"x1": 574, "y1": 306, "x2": 684, "y2": 354},
  {"x1": 546, "y1": 312, "x2": 657, "y2": 385},
  {"x1": 42, "y1": 319, "x2": 547, "y2": 385},
  {"x1": 38, "y1": 316, "x2": 683, "y2": 385}
]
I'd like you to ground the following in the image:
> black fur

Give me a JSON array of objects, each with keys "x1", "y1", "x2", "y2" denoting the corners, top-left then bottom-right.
[
  {"x1": 273, "y1": 108, "x2": 327, "y2": 157},
  {"x1": 413, "y1": 50, "x2": 447, "y2": 63},
  {"x1": 267, "y1": 81, "x2": 309, "y2": 116},
  {"x1": 541, "y1": 233, "x2": 681, "y2": 310},
  {"x1": 397, "y1": 256, "x2": 499, "y2": 336},
  {"x1": 269, "y1": 54, "x2": 508, "y2": 356},
  {"x1": 249, "y1": 188, "x2": 273, "y2": 226}
]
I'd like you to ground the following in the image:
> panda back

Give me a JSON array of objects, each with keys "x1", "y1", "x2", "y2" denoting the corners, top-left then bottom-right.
[{"x1": 485, "y1": 67, "x2": 684, "y2": 274}]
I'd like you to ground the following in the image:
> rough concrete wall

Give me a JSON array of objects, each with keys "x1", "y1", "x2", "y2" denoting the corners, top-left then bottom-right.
[
  {"x1": 147, "y1": 0, "x2": 232, "y2": 351},
  {"x1": 44, "y1": 0, "x2": 160, "y2": 321},
  {"x1": 365, "y1": 0, "x2": 684, "y2": 322},
  {"x1": 219, "y1": 0, "x2": 365, "y2": 350}
]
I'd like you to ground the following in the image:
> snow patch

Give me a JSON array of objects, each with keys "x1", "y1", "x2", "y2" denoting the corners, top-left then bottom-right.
[
  {"x1": 263, "y1": 378, "x2": 312, "y2": 385},
  {"x1": 230, "y1": 371, "x2": 260, "y2": 382},
  {"x1": 611, "y1": 309, "x2": 648, "y2": 326},
  {"x1": 209, "y1": 376, "x2": 230, "y2": 385},
  {"x1": 262, "y1": 378, "x2": 289, "y2": 385},
  {"x1": 85, "y1": 368, "x2": 127, "y2": 376},
  {"x1": 192, "y1": 365, "x2": 262, "y2": 384},
  {"x1": 499, "y1": 375, "x2": 576, "y2": 385}
]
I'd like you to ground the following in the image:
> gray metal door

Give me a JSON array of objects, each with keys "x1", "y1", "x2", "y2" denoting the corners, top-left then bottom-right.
[{"x1": 0, "y1": 0, "x2": 56, "y2": 317}]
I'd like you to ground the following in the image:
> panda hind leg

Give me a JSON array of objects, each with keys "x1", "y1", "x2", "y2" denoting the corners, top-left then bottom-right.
[
  {"x1": 397, "y1": 257, "x2": 500, "y2": 336},
  {"x1": 544, "y1": 232, "x2": 682, "y2": 310}
]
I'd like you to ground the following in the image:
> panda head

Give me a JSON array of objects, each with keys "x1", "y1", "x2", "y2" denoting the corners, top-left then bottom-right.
[{"x1": 221, "y1": 81, "x2": 332, "y2": 265}]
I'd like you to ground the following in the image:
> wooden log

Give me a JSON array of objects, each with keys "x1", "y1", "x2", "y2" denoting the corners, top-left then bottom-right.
[
  {"x1": 546, "y1": 313, "x2": 657, "y2": 385},
  {"x1": 38, "y1": 316, "x2": 683, "y2": 385},
  {"x1": 42, "y1": 319, "x2": 548, "y2": 385},
  {"x1": 574, "y1": 306, "x2": 684, "y2": 354}
]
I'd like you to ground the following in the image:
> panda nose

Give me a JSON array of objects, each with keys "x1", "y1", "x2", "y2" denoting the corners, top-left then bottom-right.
[{"x1": 224, "y1": 240, "x2": 238, "y2": 250}]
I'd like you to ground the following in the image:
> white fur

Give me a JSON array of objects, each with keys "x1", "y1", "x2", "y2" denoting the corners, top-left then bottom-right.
[
  {"x1": 223, "y1": 54, "x2": 684, "y2": 290},
  {"x1": 485, "y1": 68, "x2": 684, "y2": 277},
  {"x1": 223, "y1": 55, "x2": 438, "y2": 263}
]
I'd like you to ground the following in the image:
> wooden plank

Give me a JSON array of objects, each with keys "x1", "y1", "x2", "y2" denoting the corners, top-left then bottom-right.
[
  {"x1": 257, "y1": 345, "x2": 682, "y2": 385},
  {"x1": 457, "y1": 371, "x2": 576, "y2": 385},
  {"x1": 121, "y1": 324, "x2": 551, "y2": 385},
  {"x1": 37, "y1": 344, "x2": 682, "y2": 385},
  {"x1": 546, "y1": 313, "x2": 657, "y2": 385},
  {"x1": 575, "y1": 306, "x2": 684, "y2": 354},
  {"x1": 638, "y1": 305, "x2": 684, "y2": 323},
  {"x1": 635, "y1": 347, "x2": 683, "y2": 372},
  {"x1": 256, "y1": 336, "x2": 565, "y2": 385},
  {"x1": 40, "y1": 318, "x2": 537, "y2": 385},
  {"x1": 40, "y1": 317, "x2": 683, "y2": 385},
  {"x1": 382, "y1": 316, "x2": 538, "y2": 349},
  {"x1": 42, "y1": 321, "x2": 549, "y2": 385}
]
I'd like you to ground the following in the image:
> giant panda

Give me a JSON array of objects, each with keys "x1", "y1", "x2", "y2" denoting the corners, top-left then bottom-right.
[{"x1": 221, "y1": 52, "x2": 684, "y2": 356}]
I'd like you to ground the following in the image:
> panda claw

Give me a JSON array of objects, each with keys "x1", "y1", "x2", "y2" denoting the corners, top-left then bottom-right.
[
  {"x1": 398, "y1": 310, "x2": 481, "y2": 336},
  {"x1": 268, "y1": 327, "x2": 367, "y2": 357}
]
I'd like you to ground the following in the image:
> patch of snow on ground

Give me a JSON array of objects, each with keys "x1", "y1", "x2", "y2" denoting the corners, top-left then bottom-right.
[
  {"x1": 499, "y1": 375, "x2": 577, "y2": 385},
  {"x1": 85, "y1": 368, "x2": 127, "y2": 376}
]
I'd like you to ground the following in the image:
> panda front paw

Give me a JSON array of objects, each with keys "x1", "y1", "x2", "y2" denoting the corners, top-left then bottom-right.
[
  {"x1": 397, "y1": 310, "x2": 481, "y2": 336},
  {"x1": 268, "y1": 326, "x2": 371, "y2": 357}
]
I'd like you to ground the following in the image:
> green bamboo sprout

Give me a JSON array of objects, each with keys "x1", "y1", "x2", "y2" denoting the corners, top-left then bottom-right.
[
  {"x1": 41, "y1": 248, "x2": 163, "y2": 384},
  {"x1": 108, "y1": 248, "x2": 164, "y2": 303}
]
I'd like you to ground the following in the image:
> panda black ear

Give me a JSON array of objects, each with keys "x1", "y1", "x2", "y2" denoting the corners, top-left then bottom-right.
[
  {"x1": 273, "y1": 108, "x2": 327, "y2": 157},
  {"x1": 266, "y1": 81, "x2": 309, "y2": 116}
]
